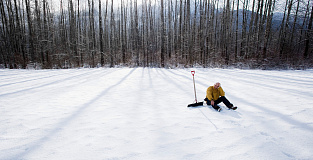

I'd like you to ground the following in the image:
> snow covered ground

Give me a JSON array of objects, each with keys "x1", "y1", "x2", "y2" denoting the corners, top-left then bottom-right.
[{"x1": 1, "y1": 67, "x2": 313, "y2": 160}]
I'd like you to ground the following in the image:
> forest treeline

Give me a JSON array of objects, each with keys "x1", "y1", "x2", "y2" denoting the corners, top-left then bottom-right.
[{"x1": 0, "y1": 0, "x2": 312, "y2": 69}]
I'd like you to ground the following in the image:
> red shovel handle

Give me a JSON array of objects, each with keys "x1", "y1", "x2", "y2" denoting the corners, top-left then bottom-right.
[{"x1": 191, "y1": 70, "x2": 197, "y2": 102}]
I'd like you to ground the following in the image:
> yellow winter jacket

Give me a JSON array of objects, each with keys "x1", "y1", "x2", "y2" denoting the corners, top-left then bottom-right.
[{"x1": 206, "y1": 86, "x2": 225, "y2": 101}]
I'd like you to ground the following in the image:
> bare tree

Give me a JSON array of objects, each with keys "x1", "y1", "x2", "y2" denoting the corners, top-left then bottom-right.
[
  {"x1": 99, "y1": 0, "x2": 104, "y2": 66},
  {"x1": 160, "y1": 0, "x2": 165, "y2": 67},
  {"x1": 304, "y1": 5, "x2": 313, "y2": 59},
  {"x1": 262, "y1": 0, "x2": 275, "y2": 59},
  {"x1": 109, "y1": 0, "x2": 115, "y2": 67},
  {"x1": 25, "y1": 0, "x2": 35, "y2": 63}
]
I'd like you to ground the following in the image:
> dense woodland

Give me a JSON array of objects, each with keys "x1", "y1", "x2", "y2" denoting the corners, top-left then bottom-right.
[{"x1": 0, "y1": 0, "x2": 312, "y2": 69}]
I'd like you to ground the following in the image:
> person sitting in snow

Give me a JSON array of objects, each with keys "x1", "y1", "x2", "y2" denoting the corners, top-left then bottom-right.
[{"x1": 204, "y1": 82, "x2": 237, "y2": 112}]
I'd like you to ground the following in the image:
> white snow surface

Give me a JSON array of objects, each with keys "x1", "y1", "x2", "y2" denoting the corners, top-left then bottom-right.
[{"x1": 1, "y1": 68, "x2": 313, "y2": 160}]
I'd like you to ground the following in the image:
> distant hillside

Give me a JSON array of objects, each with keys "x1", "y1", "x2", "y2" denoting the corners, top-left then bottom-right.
[{"x1": 229, "y1": 9, "x2": 304, "y2": 31}]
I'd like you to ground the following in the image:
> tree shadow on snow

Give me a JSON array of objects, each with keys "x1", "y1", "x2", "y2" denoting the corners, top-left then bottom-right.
[{"x1": 9, "y1": 68, "x2": 137, "y2": 159}]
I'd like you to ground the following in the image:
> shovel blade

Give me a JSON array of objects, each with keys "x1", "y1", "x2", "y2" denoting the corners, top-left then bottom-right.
[{"x1": 187, "y1": 102, "x2": 203, "y2": 107}]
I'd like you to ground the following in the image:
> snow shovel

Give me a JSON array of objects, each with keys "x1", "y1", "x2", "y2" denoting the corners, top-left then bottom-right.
[{"x1": 187, "y1": 71, "x2": 204, "y2": 107}]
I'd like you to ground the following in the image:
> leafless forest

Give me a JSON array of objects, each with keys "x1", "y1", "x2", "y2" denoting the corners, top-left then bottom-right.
[{"x1": 0, "y1": 0, "x2": 312, "y2": 69}]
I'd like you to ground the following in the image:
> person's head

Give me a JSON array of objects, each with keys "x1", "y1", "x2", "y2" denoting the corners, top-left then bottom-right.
[{"x1": 214, "y1": 82, "x2": 221, "y2": 89}]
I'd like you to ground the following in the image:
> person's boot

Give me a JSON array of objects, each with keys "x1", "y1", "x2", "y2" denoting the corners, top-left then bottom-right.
[{"x1": 228, "y1": 104, "x2": 237, "y2": 110}]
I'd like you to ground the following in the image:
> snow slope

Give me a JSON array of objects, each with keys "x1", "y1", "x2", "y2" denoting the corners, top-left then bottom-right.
[{"x1": 0, "y1": 68, "x2": 313, "y2": 160}]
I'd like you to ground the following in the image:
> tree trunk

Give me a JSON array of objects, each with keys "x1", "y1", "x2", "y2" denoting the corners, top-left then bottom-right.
[
  {"x1": 262, "y1": 0, "x2": 275, "y2": 59},
  {"x1": 304, "y1": 6, "x2": 313, "y2": 59},
  {"x1": 160, "y1": 0, "x2": 165, "y2": 67},
  {"x1": 25, "y1": 0, "x2": 35, "y2": 63}
]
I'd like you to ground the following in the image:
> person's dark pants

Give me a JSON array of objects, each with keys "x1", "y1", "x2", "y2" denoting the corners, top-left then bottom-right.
[{"x1": 205, "y1": 96, "x2": 233, "y2": 110}]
